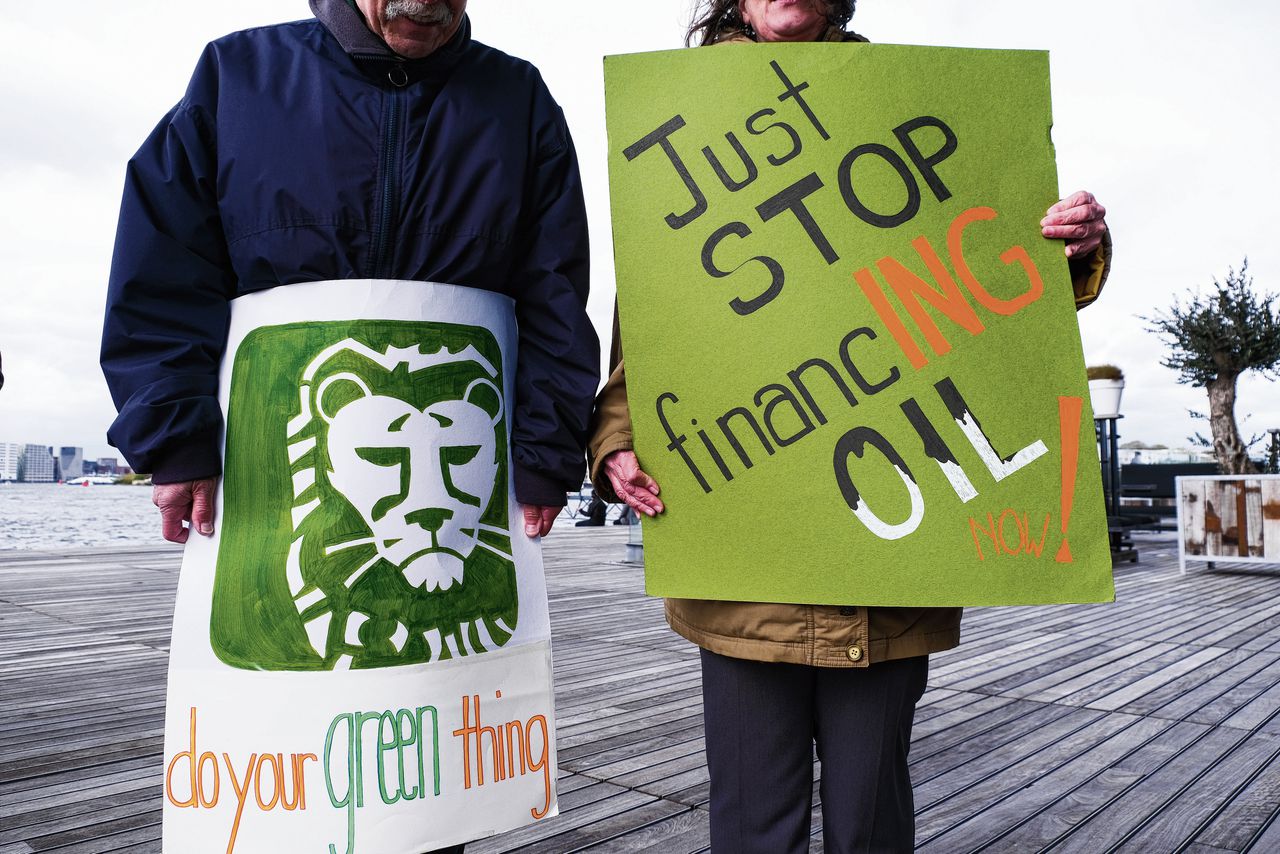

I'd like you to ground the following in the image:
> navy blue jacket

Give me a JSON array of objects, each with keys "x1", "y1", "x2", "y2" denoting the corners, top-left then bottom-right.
[{"x1": 101, "y1": 2, "x2": 597, "y2": 504}]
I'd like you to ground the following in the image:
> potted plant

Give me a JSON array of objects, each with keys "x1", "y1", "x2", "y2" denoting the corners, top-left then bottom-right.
[{"x1": 1087, "y1": 364, "x2": 1125, "y2": 418}]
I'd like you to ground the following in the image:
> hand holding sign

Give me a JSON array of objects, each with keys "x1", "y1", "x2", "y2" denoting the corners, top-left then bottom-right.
[
  {"x1": 1042, "y1": 190, "x2": 1108, "y2": 258},
  {"x1": 603, "y1": 450, "x2": 665, "y2": 517},
  {"x1": 522, "y1": 504, "x2": 560, "y2": 537},
  {"x1": 154, "y1": 477, "x2": 218, "y2": 543}
]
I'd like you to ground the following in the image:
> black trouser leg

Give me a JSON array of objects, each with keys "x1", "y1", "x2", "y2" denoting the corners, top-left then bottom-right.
[
  {"x1": 700, "y1": 648, "x2": 816, "y2": 854},
  {"x1": 813, "y1": 655, "x2": 929, "y2": 854},
  {"x1": 700, "y1": 649, "x2": 928, "y2": 854}
]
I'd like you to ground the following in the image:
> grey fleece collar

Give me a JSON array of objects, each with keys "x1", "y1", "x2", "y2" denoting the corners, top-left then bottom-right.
[{"x1": 310, "y1": 0, "x2": 395, "y2": 57}]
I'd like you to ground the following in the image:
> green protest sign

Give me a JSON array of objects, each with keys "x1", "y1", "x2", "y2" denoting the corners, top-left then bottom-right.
[{"x1": 603, "y1": 44, "x2": 1113, "y2": 606}]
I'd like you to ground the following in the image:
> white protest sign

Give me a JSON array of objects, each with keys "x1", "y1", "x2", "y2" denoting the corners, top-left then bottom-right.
[{"x1": 162, "y1": 280, "x2": 556, "y2": 853}]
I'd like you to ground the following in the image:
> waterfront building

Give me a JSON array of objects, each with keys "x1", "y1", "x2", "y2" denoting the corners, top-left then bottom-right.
[
  {"x1": 96, "y1": 457, "x2": 119, "y2": 476},
  {"x1": 59, "y1": 447, "x2": 84, "y2": 483},
  {"x1": 20, "y1": 445, "x2": 56, "y2": 483},
  {"x1": 0, "y1": 443, "x2": 19, "y2": 482},
  {"x1": 1117, "y1": 446, "x2": 1218, "y2": 465}
]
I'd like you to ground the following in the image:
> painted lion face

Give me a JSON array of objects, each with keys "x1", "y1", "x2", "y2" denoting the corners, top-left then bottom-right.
[
  {"x1": 272, "y1": 335, "x2": 516, "y2": 669},
  {"x1": 324, "y1": 385, "x2": 500, "y2": 591}
]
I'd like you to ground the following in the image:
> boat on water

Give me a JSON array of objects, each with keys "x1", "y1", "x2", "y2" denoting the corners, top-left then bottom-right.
[{"x1": 63, "y1": 476, "x2": 120, "y2": 486}]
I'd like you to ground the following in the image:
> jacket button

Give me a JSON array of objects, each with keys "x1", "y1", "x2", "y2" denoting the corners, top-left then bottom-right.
[
  {"x1": 846, "y1": 645, "x2": 863, "y2": 663},
  {"x1": 839, "y1": 606, "x2": 856, "y2": 616}
]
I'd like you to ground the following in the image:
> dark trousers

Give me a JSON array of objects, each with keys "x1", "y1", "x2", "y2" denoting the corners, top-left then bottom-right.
[{"x1": 699, "y1": 649, "x2": 928, "y2": 854}]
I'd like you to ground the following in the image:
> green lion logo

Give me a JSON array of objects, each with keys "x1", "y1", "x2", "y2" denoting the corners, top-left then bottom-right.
[{"x1": 211, "y1": 321, "x2": 518, "y2": 671}]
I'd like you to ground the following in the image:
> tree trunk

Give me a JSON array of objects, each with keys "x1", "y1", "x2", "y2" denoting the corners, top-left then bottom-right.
[{"x1": 1207, "y1": 373, "x2": 1256, "y2": 474}]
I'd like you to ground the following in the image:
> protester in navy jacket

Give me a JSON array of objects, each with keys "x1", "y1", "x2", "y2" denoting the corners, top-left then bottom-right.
[{"x1": 101, "y1": 0, "x2": 598, "y2": 548}]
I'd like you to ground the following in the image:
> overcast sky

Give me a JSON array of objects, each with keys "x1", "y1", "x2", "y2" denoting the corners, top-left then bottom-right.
[{"x1": 1, "y1": 0, "x2": 1278, "y2": 463}]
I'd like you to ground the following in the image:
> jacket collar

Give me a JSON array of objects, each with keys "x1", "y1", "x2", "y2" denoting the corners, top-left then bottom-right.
[{"x1": 310, "y1": 0, "x2": 471, "y2": 81}]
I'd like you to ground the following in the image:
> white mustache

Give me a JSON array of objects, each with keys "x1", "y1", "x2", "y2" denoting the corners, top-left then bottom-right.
[{"x1": 384, "y1": 0, "x2": 453, "y2": 25}]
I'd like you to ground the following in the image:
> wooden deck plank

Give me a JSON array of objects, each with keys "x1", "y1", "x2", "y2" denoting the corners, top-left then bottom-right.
[
  {"x1": 1194, "y1": 747, "x2": 1280, "y2": 850},
  {"x1": 466, "y1": 783, "x2": 657, "y2": 853},
  {"x1": 1111, "y1": 733, "x2": 1280, "y2": 853},
  {"x1": 912, "y1": 699, "x2": 1069, "y2": 765},
  {"x1": 0, "y1": 786, "x2": 157, "y2": 845},
  {"x1": 18, "y1": 808, "x2": 163, "y2": 853},
  {"x1": 1048, "y1": 725, "x2": 1251, "y2": 852},
  {"x1": 1114, "y1": 648, "x2": 1278, "y2": 719},
  {"x1": 911, "y1": 704, "x2": 1104, "y2": 793},
  {"x1": 580, "y1": 807, "x2": 709, "y2": 853},
  {"x1": 976, "y1": 720, "x2": 1214, "y2": 850},
  {"x1": 1013, "y1": 641, "x2": 1180, "y2": 705},
  {"x1": 493, "y1": 801, "x2": 691, "y2": 854},
  {"x1": 914, "y1": 712, "x2": 1163, "y2": 851},
  {"x1": 1088, "y1": 645, "x2": 1231, "y2": 712}
]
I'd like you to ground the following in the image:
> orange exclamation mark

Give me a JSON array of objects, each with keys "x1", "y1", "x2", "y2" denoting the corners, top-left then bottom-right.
[{"x1": 1055, "y1": 396, "x2": 1083, "y2": 563}]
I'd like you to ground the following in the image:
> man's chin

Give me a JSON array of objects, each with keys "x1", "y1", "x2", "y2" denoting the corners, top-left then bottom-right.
[
  {"x1": 399, "y1": 551, "x2": 465, "y2": 592},
  {"x1": 385, "y1": 20, "x2": 453, "y2": 59}
]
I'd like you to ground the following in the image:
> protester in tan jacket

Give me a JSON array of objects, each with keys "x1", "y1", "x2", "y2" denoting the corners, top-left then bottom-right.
[{"x1": 588, "y1": 1, "x2": 1112, "y2": 851}]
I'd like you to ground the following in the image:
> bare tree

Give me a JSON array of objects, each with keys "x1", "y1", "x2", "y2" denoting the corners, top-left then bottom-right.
[{"x1": 1145, "y1": 260, "x2": 1280, "y2": 474}]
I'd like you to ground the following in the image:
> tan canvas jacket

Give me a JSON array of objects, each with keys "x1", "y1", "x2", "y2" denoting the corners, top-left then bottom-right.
[{"x1": 588, "y1": 30, "x2": 1114, "y2": 668}]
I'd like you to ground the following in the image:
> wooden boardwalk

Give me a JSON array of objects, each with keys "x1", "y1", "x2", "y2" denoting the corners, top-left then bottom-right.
[{"x1": 4, "y1": 528, "x2": 1280, "y2": 852}]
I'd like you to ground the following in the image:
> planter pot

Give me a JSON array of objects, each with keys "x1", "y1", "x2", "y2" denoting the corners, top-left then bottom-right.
[{"x1": 1089, "y1": 379, "x2": 1125, "y2": 418}]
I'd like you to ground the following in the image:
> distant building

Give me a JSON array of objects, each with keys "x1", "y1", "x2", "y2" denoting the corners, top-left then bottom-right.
[
  {"x1": 1118, "y1": 447, "x2": 1216, "y2": 466},
  {"x1": 59, "y1": 447, "x2": 84, "y2": 483},
  {"x1": 20, "y1": 445, "x2": 56, "y2": 483},
  {"x1": 0, "y1": 443, "x2": 20, "y2": 481},
  {"x1": 96, "y1": 457, "x2": 119, "y2": 476}
]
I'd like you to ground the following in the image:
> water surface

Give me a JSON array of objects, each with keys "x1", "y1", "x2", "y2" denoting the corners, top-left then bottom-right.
[{"x1": 0, "y1": 482, "x2": 163, "y2": 551}]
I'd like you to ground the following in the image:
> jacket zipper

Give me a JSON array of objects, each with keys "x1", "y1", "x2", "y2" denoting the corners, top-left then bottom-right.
[{"x1": 370, "y1": 80, "x2": 404, "y2": 279}]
